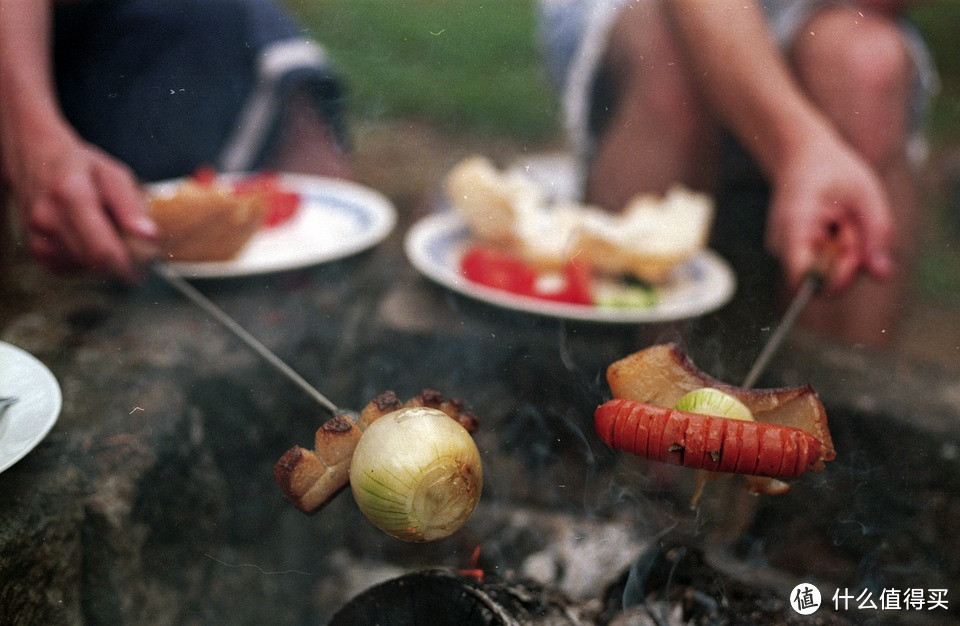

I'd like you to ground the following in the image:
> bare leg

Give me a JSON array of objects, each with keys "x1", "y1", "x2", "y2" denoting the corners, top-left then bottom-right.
[
  {"x1": 267, "y1": 89, "x2": 354, "y2": 180},
  {"x1": 788, "y1": 7, "x2": 918, "y2": 347},
  {"x1": 585, "y1": 1, "x2": 720, "y2": 212}
]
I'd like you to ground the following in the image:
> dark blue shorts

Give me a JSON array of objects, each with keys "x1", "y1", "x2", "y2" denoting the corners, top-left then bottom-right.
[{"x1": 54, "y1": 0, "x2": 345, "y2": 182}]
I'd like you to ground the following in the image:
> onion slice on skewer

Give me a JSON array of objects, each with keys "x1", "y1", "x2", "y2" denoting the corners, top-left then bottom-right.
[{"x1": 350, "y1": 407, "x2": 483, "y2": 542}]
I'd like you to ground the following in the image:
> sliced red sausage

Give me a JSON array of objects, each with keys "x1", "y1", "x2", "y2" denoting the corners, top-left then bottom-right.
[{"x1": 594, "y1": 399, "x2": 825, "y2": 478}]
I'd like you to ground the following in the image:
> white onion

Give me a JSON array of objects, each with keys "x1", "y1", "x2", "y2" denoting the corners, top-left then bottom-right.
[{"x1": 349, "y1": 407, "x2": 483, "y2": 542}]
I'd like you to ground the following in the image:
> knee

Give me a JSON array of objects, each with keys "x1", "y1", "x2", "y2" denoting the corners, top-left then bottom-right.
[
  {"x1": 847, "y1": 27, "x2": 913, "y2": 164},
  {"x1": 800, "y1": 12, "x2": 914, "y2": 165},
  {"x1": 839, "y1": 19, "x2": 913, "y2": 111}
]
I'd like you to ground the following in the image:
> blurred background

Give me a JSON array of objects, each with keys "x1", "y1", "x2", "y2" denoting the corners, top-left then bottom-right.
[{"x1": 285, "y1": 0, "x2": 960, "y2": 366}]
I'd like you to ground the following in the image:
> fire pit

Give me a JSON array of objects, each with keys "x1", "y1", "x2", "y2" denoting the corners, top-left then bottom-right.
[
  {"x1": 317, "y1": 400, "x2": 957, "y2": 624},
  {"x1": 2, "y1": 192, "x2": 958, "y2": 624},
  {"x1": 327, "y1": 543, "x2": 860, "y2": 625},
  {"x1": 311, "y1": 300, "x2": 960, "y2": 625}
]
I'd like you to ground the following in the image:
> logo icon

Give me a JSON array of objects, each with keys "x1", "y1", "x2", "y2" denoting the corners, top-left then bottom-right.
[{"x1": 790, "y1": 583, "x2": 822, "y2": 615}]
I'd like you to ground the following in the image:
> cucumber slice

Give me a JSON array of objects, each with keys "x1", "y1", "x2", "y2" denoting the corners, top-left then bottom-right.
[{"x1": 594, "y1": 283, "x2": 657, "y2": 308}]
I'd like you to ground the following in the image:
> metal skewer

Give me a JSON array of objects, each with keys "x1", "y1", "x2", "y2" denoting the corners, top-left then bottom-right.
[
  {"x1": 152, "y1": 263, "x2": 340, "y2": 416},
  {"x1": 741, "y1": 271, "x2": 821, "y2": 389},
  {"x1": 741, "y1": 235, "x2": 840, "y2": 389}
]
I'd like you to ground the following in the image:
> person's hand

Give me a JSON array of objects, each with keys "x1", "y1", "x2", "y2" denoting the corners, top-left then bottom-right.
[
  {"x1": 4, "y1": 127, "x2": 158, "y2": 281},
  {"x1": 764, "y1": 136, "x2": 894, "y2": 292}
]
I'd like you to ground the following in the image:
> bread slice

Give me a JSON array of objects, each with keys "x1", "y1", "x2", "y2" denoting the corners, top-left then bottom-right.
[{"x1": 148, "y1": 180, "x2": 267, "y2": 262}]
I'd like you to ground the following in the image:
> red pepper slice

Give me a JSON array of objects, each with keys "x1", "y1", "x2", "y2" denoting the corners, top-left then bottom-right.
[
  {"x1": 565, "y1": 258, "x2": 594, "y2": 304},
  {"x1": 460, "y1": 246, "x2": 537, "y2": 296},
  {"x1": 191, "y1": 165, "x2": 218, "y2": 186},
  {"x1": 459, "y1": 245, "x2": 595, "y2": 305},
  {"x1": 187, "y1": 167, "x2": 301, "y2": 227},
  {"x1": 232, "y1": 171, "x2": 301, "y2": 228},
  {"x1": 232, "y1": 171, "x2": 280, "y2": 194},
  {"x1": 537, "y1": 257, "x2": 593, "y2": 305},
  {"x1": 262, "y1": 189, "x2": 300, "y2": 227}
]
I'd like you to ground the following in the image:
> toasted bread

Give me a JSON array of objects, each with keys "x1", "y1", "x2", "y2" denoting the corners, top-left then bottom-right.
[{"x1": 149, "y1": 180, "x2": 267, "y2": 262}]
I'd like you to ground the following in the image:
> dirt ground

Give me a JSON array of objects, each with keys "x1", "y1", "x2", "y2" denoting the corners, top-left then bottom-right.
[{"x1": 349, "y1": 119, "x2": 960, "y2": 374}]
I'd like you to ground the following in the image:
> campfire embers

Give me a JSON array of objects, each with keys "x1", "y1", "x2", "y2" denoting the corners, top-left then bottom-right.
[
  {"x1": 308, "y1": 334, "x2": 960, "y2": 624},
  {"x1": 328, "y1": 544, "x2": 857, "y2": 625},
  {"x1": 328, "y1": 568, "x2": 595, "y2": 626},
  {"x1": 602, "y1": 544, "x2": 857, "y2": 625}
]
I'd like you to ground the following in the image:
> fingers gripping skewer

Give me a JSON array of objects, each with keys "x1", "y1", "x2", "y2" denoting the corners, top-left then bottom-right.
[{"x1": 152, "y1": 263, "x2": 340, "y2": 416}]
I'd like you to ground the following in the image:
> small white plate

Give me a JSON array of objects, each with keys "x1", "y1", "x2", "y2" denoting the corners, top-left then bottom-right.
[
  {"x1": 149, "y1": 173, "x2": 397, "y2": 278},
  {"x1": 0, "y1": 342, "x2": 62, "y2": 473},
  {"x1": 404, "y1": 212, "x2": 736, "y2": 324}
]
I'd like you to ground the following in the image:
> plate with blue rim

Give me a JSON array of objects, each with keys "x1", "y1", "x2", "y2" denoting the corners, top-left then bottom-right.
[
  {"x1": 147, "y1": 173, "x2": 397, "y2": 278},
  {"x1": 404, "y1": 212, "x2": 736, "y2": 324}
]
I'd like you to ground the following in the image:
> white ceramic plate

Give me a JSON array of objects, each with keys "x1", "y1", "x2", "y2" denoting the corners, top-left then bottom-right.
[
  {"x1": 0, "y1": 342, "x2": 62, "y2": 473},
  {"x1": 404, "y1": 212, "x2": 736, "y2": 324},
  {"x1": 149, "y1": 173, "x2": 397, "y2": 278}
]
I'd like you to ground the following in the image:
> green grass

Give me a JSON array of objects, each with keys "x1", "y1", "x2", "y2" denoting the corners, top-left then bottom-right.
[
  {"x1": 917, "y1": 244, "x2": 960, "y2": 303},
  {"x1": 909, "y1": 2, "x2": 960, "y2": 302},
  {"x1": 909, "y1": 2, "x2": 960, "y2": 145},
  {"x1": 285, "y1": 0, "x2": 561, "y2": 142}
]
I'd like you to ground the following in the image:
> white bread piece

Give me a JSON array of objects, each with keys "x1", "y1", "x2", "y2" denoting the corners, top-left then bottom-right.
[
  {"x1": 149, "y1": 180, "x2": 267, "y2": 262},
  {"x1": 444, "y1": 156, "x2": 714, "y2": 284},
  {"x1": 445, "y1": 156, "x2": 585, "y2": 269},
  {"x1": 576, "y1": 186, "x2": 714, "y2": 283},
  {"x1": 513, "y1": 202, "x2": 583, "y2": 269},
  {"x1": 444, "y1": 156, "x2": 543, "y2": 246}
]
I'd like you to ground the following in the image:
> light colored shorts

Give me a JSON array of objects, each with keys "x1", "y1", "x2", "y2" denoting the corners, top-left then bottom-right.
[{"x1": 537, "y1": 0, "x2": 941, "y2": 176}]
